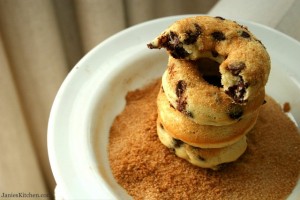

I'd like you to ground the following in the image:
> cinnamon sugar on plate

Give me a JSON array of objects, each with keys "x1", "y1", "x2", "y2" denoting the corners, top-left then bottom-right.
[{"x1": 108, "y1": 79, "x2": 300, "y2": 200}]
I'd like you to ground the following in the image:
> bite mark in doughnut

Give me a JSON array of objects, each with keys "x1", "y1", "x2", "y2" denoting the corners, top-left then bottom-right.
[
  {"x1": 225, "y1": 76, "x2": 249, "y2": 103},
  {"x1": 148, "y1": 31, "x2": 189, "y2": 59}
]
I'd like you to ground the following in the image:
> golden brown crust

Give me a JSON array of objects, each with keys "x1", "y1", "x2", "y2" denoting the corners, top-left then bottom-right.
[
  {"x1": 162, "y1": 57, "x2": 266, "y2": 126},
  {"x1": 157, "y1": 89, "x2": 258, "y2": 148}
]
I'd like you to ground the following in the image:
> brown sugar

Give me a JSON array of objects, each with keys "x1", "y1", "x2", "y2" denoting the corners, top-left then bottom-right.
[
  {"x1": 108, "y1": 79, "x2": 300, "y2": 200},
  {"x1": 283, "y1": 102, "x2": 291, "y2": 112}
]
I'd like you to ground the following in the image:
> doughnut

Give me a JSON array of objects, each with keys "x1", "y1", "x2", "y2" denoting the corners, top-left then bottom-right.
[
  {"x1": 148, "y1": 16, "x2": 271, "y2": 169},
  {"x1": 157, "y1": 118, "x2": 248, "y2": 170},
  {"x1": 162, "y1": 56, "x2": 266, "y2": 125},
  {"x1": 157, "y1": 88, "x2": 258, "y2": 148},
  {"x1": 148, "y1": 16, "x2": 270, "y2": 104}
]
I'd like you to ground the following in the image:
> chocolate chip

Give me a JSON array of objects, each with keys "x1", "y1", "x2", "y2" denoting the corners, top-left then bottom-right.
[
  {"x1": 192, "y1": 146, "x2": 206, "y2": 161},
  {"x1": 173, "y1": 138, "x2": 183, "y2": 148},
  {"x1": 176, "y1": 80, "x2": 187, "y2": 98},
  {"x1": 211, "y1": 50, "x2": 219, "y2": 57},
  {"x1": 227, "y1": 103, "x2": 243, "y2": 119},
  {"x1": 198, "y1": 155, "x2": 206, "y2": 161},
  {"x1": 185, "y1": 110, "x2": 194, "y2": 118},
  {"x1": 211, "y1": 31, "x2": 225, "y2": 41},
  {"x1": 183, "y1": 24, "x2": 202, "y2": 45},
  {"x1": 171, "y1": 48, "x2": 189, "y2": 59},
  {"x1": 176, "y1": 80, "x2": 189, "y2": 113},
  {"x1": 215, "y1": 16, "x2": 225, "y2": 20},
  {"x1": 147, "y1": 43, "x2": 156, "y2": 49},
  {"x1": 177, "y1": 98, "x2": 188, "y2": 113},
  {"x1": 262, "y1": 100, "x2": 267, "y2": 105},
  {"x1": 159, "y1": 123, "x2": 164, "y2": 130},
  {"x1": 168, "y1": 31, "x2": 189, "y2": 58},
  {"x1": 225, "y1": 77, "x2": 249, "y2": 103},
  {"x1": 227, "y1": 62, "x2": 246, "y2": 75},
  {"x1": 241, "y1": 31, "x2": 250, "y2": 38},
  {"x1": 170, "y1": 103, "x2": 175, "y2": 109},
  {"x1": 169, "y1": 31, "x2": 180, "y2": 46}
]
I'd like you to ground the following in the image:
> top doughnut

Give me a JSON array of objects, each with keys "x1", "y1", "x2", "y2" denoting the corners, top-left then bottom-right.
[{"x1": 148, "y1": 16, "x2": 271, "y2": 103}]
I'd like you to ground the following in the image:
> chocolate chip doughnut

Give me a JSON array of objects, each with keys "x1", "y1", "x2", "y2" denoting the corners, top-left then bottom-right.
[
  {"x1": 157, "y1": 117, "x2": 248, "y2": 170},
  {"x1": 148, "y1": 16, "x2": 271, "y2": 169},
  {"x1": 162, "y1": 57, "x2": 266, "y2": 125},
  {"x1": 148, "y1": 16, "x2": 270, "y2": 105},
  {"x1": 157, "y1": 88, "x2": 258, "y2": 148}
]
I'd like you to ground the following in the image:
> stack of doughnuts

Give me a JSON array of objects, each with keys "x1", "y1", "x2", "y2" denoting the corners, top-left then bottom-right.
[{"x1": 147, "y1": 16, "x2": 270, "y2": 169}]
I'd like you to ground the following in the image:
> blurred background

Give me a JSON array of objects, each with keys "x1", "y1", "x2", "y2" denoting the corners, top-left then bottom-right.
[{"x1": 0, "y1": 0, "x2": 299, "y2": 198}]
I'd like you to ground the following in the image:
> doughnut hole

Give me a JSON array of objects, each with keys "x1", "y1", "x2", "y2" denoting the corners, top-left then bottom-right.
[{"x1": 195, "y1": 58, "x2": 223, "y2": 88}]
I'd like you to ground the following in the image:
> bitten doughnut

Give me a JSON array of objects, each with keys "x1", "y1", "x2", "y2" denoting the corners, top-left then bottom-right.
[
  {"x1": 162, "y1": 57, "x2": 266, "y2": 125},
  {"x1": 148, "y1": 16, "x2": 270, "y2": 104},
  {"x1": 148, "y1": 16, "x2": 271, "y2": 169},
  {"x1": 157, "y1": 88, "x2": 258, "y2": 148},
  {"x1": 157, "y1": 118, "x2": 248, "y2": 169}
]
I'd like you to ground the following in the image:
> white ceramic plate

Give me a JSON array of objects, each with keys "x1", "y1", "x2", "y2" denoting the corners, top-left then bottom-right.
[{"x1": 48, "y1": 15, "x2": 300, "y2": 199}]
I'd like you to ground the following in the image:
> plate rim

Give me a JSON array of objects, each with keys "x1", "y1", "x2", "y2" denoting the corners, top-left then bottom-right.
[{"x1": 47, "y1": 14, "x2": 300, "y2": 199}]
